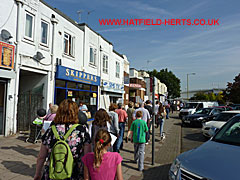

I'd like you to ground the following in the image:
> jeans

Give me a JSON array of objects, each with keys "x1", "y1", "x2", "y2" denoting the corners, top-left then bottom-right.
[
  {"x1": 159, "y1": 118, "x2": 165, "y2": 137},
  {"x1": 134, "y1": 143, "x2": 145, "y2": 171},
  {"x1": 166, "y1": 108, "x2": 170, "y2": 119},
  {"x1": 115, "y1": 122, "x2": 125, "y2": 151}
]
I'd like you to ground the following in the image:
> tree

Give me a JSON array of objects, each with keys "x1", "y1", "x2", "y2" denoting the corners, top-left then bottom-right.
[
  {"x1": 190, "y1": 92, "x2": 209, "y2": 100},
  {"x1": 148, "y1": 68, "x2": 181, "y2": 98},
  {"x1": 223, "y1": 73, "x2": 240, "y2": 103}
]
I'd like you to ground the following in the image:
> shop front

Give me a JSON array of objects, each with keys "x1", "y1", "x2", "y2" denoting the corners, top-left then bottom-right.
[
  {"x1": 0, "y1": 41, "x2": 15, "y2": 136},
  {"x1": 101, "y1": 80, "x2": 124, "y2": 107},
  {"x1": 55, "y1": 65, "x2": 100, "y2": 119}
]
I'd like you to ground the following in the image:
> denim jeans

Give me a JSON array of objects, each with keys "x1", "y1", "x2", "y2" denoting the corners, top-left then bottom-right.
[
  {"x1": 159, "y1": 118, "x2": 165, "y2": 137},
  {"x1": 115, "y1": 122, "x2": 125, "y2": 151},
  {"x1": 134, "y1": 143, "x2": 145, "y2": 171},
  {"x1": 166, "y1": 108, "x2": 170, "y2": 119}
]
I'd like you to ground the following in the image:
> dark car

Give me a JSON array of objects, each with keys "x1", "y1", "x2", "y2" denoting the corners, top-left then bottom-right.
[
  {"x1": 182, "y1": 108, "x2": 224, "y2": 127},
  {"x1": 230, "y1": 104, "x2": 240, "y2": 110}
]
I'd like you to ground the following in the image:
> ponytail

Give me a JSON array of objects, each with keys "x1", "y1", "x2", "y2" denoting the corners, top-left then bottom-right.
[{"x1": 94, "y1": 129, "x2": 111, "y2": 169}]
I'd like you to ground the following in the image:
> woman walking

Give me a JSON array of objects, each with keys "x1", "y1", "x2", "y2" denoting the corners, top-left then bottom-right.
[
  {"x1": 34, "y1": 99, "x2": 91, "y2": 180},
  {"x1": 82, "y1": 129, "x2": 123, "y2": 180},
  {"x1": 157, "y1": 102, "x2": 166, "y2": 140}
]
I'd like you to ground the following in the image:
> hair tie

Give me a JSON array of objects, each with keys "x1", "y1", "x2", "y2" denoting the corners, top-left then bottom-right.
[{"x1": 99, "y1": 139, "x2": 104, "y2": 144}]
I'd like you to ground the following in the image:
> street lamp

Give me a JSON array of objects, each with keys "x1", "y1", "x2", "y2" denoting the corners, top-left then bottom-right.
[{"x1": 187, "y1": 73, "x2": 196, "y2": 100}]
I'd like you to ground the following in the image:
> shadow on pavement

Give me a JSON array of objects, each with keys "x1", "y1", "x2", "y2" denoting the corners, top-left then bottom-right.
[
  {"x1": 183, "y1": 132, "x2": 206, "y2": 142},
  {"x1": 1, "y1": 161, "x2": 36, "y2": 177},
  {"x1": 122, "y1": 162, "x2": 139, "y2": 171},
  {"x1": 143, "y1": 163, "x2": 171, "y2": 180},
  {"x1": 1, "y1": 145, "x2": 39, "y2": 157}
]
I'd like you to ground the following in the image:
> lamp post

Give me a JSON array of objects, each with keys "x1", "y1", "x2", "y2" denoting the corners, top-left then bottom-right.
[{"x1": 187, "y1": 73, "x2": 196, "y2": 100}]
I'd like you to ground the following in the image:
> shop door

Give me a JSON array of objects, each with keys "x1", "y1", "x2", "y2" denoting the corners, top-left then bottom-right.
[
  {"x1": 17, "y1": 85, "x2": 43, "y2": 131},
  {"x1": 0, "y1": 81, "x2": 6, "y2": 135}
]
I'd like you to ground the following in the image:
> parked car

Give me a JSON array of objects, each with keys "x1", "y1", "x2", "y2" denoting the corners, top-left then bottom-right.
[
  {"x1": 179, "y1": 101, "x2": 218, "y2": 119},
  {"x1": 202, "y1": 110, "x2": 240, "y2": 138},
  {"x1": 182, "y1": 107, "x2": 223, "y2": 127},
  {"x1": 229, "y1": 104, "x2": 240, "y2": 110},
  {"x1": 169, "y1": 114, "x2": 240, "y2": 180},
  {"x1": 212, "y1": 106, "x2": 232, "y2": 111}
]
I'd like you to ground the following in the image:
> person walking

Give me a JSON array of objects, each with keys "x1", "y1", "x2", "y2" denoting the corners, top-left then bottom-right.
[
  {"x1": 90, "y1": 109, "x2": 112, "y2": 150},
  {"x1": 165, "y1": 101, "x2": 170, "y2": 119},
  {"x1": 115, "y1": 103, "x2": 128, "y2": 153},
  {"x1": 82, "y1": 129, "x2": 123, "y2": 180},
  {"x1": 126, "y1": 102, "x2": 135, "y2": 133},
  {"x1": 157, "y1": 102, "x2": 166, "y2": 140},
  {"x1": 127, "y1": 111, "x2": 148, "y2": 172},
  {"x1": 154, "y1": 101, "x2": 160, "y2": 127},
  {"x1": 133, "y1": 102, "x2": 150, "y2": 144},
  {"x1": 144, "y1": 100, "x2": 153, "y2": 135},
  {"x1": 34, "y1": 99, "x2": 91, "y2": 180},
  {"x1": 108, "y1": 103, "x2": 120, "y2": 151}
]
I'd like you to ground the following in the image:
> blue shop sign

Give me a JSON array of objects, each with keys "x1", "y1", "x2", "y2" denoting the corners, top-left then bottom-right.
[
  {"x1": 102, "y1": 80, "x2": 124, "y2": 93},
  {"x1": 56, "y1": 65, "x2": 100, "y2": 86}
]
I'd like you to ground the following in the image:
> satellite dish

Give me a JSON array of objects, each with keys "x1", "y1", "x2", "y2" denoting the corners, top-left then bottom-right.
[
  {"x1": 33, "y1": 51, "x2": 45, "y2": 61},
  {"x1": 1, "y1": 29, "x2": 12, "y2": 40}
]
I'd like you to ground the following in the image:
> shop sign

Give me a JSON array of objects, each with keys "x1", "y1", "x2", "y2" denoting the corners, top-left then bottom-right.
[
  {"x1": 124, "y1": 76, "x2": 129, "y2": 85},
  {"x1": 102, "y1": 80, "x2": 124, "y2": 93},
  {"x1": 129, "y1": 83, "x2": 141, "y2": 88},
  {"x1": 0, "y1": 41, "x2": 15, "y2": 69},
  {"x1": 56, "y1": 65, "x2": 100, "y2": 86}
]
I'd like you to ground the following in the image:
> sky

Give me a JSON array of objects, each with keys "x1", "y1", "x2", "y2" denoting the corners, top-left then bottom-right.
[{"x1": 44, "y1": 0, "x2": 240, "y2": 92}]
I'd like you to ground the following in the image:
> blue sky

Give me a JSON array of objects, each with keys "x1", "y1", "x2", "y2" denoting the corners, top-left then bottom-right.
[{"x1": 45, "y1": 0, "x2": 240, "y2": 91}]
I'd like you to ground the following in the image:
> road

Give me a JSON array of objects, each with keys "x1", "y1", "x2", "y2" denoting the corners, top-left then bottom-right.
[{"x1": 181, "y1": 124, "x2": 207, "y2": 153}]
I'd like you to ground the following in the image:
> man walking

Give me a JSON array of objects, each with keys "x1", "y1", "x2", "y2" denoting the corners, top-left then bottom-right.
[{"x1": 115, "y1": 103, "x2": 128, "y2": 153}]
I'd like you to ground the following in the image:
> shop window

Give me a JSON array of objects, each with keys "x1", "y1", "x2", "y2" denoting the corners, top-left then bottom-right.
[
  {"x1": 103, "y1": 54, "x2": 108, "y2": 73},
  {"x1": 90, "y1": 47, "x2": 97, "y2": 66},
  {"x1": 91, "y1": 85, "x2": 98, "y2": 92},
  {"x1": 25, "y1": 12, "x2": 34, "y2": 40},
  {"x1": 67, "y1": 81, "x2": 77, "y2": 89},
  {"x1": 41, "y1": 20, "x2": 49, "y2": 45},
  {"x1": 78, "y1": 84, "x2": 90, "y2": 90},
  {"x1": 55, "y1": 80, "x2": 65, "y2": 87},
  {"x1": 64, "y1": 32, "x2": 75, "y2": 57},
  {"x1": 116, "y1": 61, "x2": 120, "y2": 78},
  {"x1": 56, "y1": 88, "x2": 66, "y2": 105}
]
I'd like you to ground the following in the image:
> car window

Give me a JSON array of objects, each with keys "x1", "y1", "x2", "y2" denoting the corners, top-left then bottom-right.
[
  {"x1": 213, "y1": 116, "x2": 240, "y2": 146},
  {"x1": 184, "y1": 103, "x2": 198, "y2": 109},
  {"x1": 195, "y1": 108, "x2": 211, "y2": 114},
  {"x1": 215, "y1": 113, "x2": 238, "y2": 122}
]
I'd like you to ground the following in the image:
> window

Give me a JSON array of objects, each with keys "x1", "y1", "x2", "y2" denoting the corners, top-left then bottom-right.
[
  {"x1": 103, "y1": 54, "x2": 108, "y2": 73},
  {"x1": 64, "y1": 33, "x2": 75, "y2": 57},
  {"x1": 116, "y1": 61, "x2": 120, "y2": 78},
  {"x1": 25, "y1": 12, "x2": 34, "y2": 40},
  {"x1": 89, "y1": 47, "x2": 97, "y2": 65},
  {"x1": 41, "y1": 21, "x2": 48, "y2": 45}
]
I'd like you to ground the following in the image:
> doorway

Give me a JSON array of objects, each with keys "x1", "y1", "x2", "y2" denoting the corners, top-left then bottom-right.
[{"x1": 0, "y1": 80, "x2": 7, "y2": 135}]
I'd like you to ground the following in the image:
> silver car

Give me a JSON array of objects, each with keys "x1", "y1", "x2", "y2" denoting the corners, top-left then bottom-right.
[{"x1": 169, "y1": 114, "x2": 240, "y2": 180}]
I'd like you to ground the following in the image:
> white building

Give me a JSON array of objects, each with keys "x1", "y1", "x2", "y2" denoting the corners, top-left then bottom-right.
[{"x1": 0, "y1": 0, "x2": 128, "y2": 136}]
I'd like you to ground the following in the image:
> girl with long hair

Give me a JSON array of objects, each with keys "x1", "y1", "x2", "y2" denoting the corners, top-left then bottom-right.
[
  {"x1": 82, "y1": 129, "x2": 123, "y2": 180},
  {"x1": 157, "y1": 102, "x2": 166, "y2": 140}
]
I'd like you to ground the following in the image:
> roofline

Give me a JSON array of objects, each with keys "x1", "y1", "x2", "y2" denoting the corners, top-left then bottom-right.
[
  {"x1": 78, "y1": 23, "x2": 113, "y2": 45},
  {"x1": 113, "y1": 49, "x2": 124, "y2": 59},
  {"x1": 40, "y1": 0, "x2": 84, "y2": 33}
]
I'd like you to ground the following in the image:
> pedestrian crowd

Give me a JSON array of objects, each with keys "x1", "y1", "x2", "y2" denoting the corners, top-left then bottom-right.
[{"x1": 33, "y1": 99, "x2": 172, "y2": 180}]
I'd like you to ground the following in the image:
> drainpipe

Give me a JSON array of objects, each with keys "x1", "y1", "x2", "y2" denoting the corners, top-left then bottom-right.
[
  {"x1": 98, "y1": 36, "x2": 102, "y2": 109},
  {"x1": 12, "y1": 0, "x2": 23, "y2": 135},
  {"x1": 50, "y1": 14, "x2": 58, "y2": 103}
]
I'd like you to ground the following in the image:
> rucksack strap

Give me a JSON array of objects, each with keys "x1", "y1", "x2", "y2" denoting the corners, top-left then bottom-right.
[{"x1": 51, "y1": 124, "x2": 79, "y2": 141}]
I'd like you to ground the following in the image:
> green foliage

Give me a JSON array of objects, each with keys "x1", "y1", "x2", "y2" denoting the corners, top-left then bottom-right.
[
  {"x1": 148, "y1": 68, "x2": 181, "y2": 98},
  {"x1": 223, "y1": 73, "x2": 240, "y2": 103},
  {"x1": 190, "y1": 91, "x2": 225, "y2": 104}
]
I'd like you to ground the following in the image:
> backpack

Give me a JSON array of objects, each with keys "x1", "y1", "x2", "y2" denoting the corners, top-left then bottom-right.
[{"x1": 49, "y1": 124, "x2": 79, "y2": 180}]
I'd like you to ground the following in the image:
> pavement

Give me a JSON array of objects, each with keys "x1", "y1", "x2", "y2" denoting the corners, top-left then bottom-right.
[{"x1": 0, "y1": 112, "x2": 181, "y2": 180}]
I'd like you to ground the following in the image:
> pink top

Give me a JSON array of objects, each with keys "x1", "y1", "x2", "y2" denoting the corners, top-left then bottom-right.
[
  {"x1": 82, "y1": 152, "x2": 122, "y2": 180},
  {"x1": 115, "y1": 109, "x2": 128, "y2": 123}
]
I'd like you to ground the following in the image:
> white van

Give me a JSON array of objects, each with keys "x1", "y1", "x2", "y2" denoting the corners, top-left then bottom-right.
[{"x1": 179, "y1": 101, "x2": 219, "y2": 119}]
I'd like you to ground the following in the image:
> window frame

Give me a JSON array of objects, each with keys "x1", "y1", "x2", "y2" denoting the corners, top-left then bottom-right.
[
  {"x1": 40, "y1": 20, "x2": 49, "y2": 46},
  {"x1": 102, "y1": 54, "x2": 108, "y2": 74},
  {"x1": 116, "y1": 61, "x2": 120, "y2": 78},
  {"x1": 24, "y1": 11, "x2": 35, "y2": 41},
  {"x1": 64, "y1": 32, "x2": 75, "y2": 57},
  {"x1": 89, "y1": 46, "x2": 97, "y2": 66}
]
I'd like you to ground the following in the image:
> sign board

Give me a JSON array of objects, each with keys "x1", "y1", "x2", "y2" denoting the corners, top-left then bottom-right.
[
  {"x1": 0, "y1": 41, "x2": 15, "y2": 69},
  {"x1": 129, "y1": 83, "x2": 141, "y2": 88},
  {"x1": 56, "y1": 65, "x2": 100, "y2": 86},
  {"x1": 102, "y1": 80, "x2": 124, "y2": 93}
]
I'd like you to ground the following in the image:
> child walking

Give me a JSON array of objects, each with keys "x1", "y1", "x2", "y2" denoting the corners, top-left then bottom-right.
[
  {"x1": 127, "y1": 111, "x2": 148, "y2": 172},
  {"x1": 82, "y1": 129, "x2": 123, "y2": 180}
]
